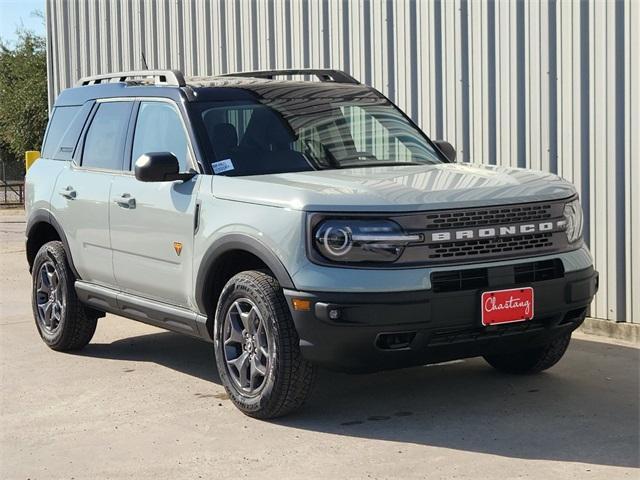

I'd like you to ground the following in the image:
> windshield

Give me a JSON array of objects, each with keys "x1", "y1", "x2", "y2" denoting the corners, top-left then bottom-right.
[{"x1": 196, "y1": 97, "x2": 444, "y2": 176}]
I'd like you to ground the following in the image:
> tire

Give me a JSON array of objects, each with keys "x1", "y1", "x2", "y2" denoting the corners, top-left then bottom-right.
[
  {"x1": 213, "y1": 270, "x2": 316, "y2": 419},
  {"x1": 483, "y1": 332, "x2": 572, "y2": 374},
  {"x1": 31, "y1": 241, "x2": 97, "y2": 351}
]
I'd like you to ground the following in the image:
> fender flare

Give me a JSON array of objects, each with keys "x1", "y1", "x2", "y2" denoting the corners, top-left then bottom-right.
[
  {"x1": 194, "y1": 234, "x2": 295, "y2": 314},
  {"x1": 26, "y1": 209, "x2": 82, "y2": 279}
]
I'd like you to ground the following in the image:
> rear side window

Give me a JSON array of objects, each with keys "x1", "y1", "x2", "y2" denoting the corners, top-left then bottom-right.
[
  {"x1": 82, "y1": 102, "x2": 132, "y2": 171},
  {"x1": 41, "y1": 105, "x2": 85, "y2": 160}
]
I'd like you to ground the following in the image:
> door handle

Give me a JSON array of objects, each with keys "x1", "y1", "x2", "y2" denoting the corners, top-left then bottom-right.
[
  {"x1": 58, "y1": 186, "x2": 77, "y2": 200},
  {"x1": 113, "y1": 193, "x2": 136, "y2": 209}
]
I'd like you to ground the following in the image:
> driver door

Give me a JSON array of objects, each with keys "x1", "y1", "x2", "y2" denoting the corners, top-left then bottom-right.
[{"x1": 109, "y1": 99, "x2": 201, "y2": 308}]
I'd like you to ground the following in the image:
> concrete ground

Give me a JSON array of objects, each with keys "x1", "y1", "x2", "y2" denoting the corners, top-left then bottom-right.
[{"x1": 1, "y1": 210, "x2": 638, "y2": 480}]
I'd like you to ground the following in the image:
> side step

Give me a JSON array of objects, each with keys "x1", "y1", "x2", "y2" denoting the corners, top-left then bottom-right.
[{"x1": 75, "y1": 281, "x2": 211, "y2": 342}]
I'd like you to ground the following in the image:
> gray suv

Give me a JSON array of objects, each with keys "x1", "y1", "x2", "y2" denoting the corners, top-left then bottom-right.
[{"x1": 25, "y1": 69, "x2": 598, "y2": 418}]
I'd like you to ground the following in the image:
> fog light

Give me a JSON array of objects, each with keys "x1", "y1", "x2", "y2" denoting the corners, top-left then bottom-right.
[
  {"x1": 376, "y1": 332, "x2": 417, "y2": 350},
  {"x1": 328, "y1": 308, "x2": 341, "y2": 320}
]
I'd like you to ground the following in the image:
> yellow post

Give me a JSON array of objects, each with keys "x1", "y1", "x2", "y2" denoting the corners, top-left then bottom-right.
[{"x1": 25, "y1": 151, "x2": 40, "y2": 171}]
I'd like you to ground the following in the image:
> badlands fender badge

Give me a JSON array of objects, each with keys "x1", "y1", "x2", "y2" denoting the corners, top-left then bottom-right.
[{"x1": 173, "y1": 242, "x2": 183, "y2": 256}]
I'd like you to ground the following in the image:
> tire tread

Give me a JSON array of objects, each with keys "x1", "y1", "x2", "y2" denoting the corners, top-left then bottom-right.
[
  {"x1": 484, "y1": 333, "x2": 571, "y2": 374},
  {"x1": 215, "y1": 270, "x2": 316, "y2": 419},
  {"x1": 32, "y1": 241, "x2": 97, "y2": 351}
]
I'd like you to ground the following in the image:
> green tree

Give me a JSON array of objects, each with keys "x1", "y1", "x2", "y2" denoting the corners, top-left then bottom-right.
[{"x1": 0, "y1": 29, "x2": 48, "y2": 179}]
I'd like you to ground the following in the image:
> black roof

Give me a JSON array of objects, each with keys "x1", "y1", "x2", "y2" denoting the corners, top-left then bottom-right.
[{"x1": 55, "y1": 69, "x2": 381, "y2": 107}]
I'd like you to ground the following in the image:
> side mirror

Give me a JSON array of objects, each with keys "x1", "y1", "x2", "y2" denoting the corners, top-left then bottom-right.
[
  {"x1": 134, "y1": 152, "x2": 195, "y2": 182},
  {"x1": 433, "y1": 140, "x2": 456, "y2": 163}
]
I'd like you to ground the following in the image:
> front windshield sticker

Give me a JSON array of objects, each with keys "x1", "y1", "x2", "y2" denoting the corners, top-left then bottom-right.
[{"x1": 212, "y1": 159, "x2": 235, "y2": 174}]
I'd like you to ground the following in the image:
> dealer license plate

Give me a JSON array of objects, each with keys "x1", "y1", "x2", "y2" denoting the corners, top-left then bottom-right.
[{"x1": 481, "y1": 287, "x2": 534, "y2": 326}]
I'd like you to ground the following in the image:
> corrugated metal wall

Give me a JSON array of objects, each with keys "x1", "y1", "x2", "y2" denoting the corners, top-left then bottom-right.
[{"x1": 46, "y1": 0, "x2": 638, "y2": 323}]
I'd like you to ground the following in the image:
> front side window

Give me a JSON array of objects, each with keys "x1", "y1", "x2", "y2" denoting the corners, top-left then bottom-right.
[
  {"x1": 197, "y1": 97, "x2": 442, "y2": 176},
  {"x1": 82, "y1": 102, "x2": 132, "y2": 170},
  {"x1": 131, "y1": 102, "x2": 191, "y2": 171}
]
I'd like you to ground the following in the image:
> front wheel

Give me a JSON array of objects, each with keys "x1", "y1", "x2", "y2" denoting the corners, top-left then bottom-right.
[
  {"x1": 483, "y1": 332, "x2": 572, "y2": 374},
  {"x1": 213, "y1": 270, "x2": 316, "y2": 419}
]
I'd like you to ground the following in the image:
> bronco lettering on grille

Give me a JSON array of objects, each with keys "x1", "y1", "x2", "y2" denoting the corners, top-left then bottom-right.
[{"x1": 429, "y1": 220, "x2": 567, "y2": 243}]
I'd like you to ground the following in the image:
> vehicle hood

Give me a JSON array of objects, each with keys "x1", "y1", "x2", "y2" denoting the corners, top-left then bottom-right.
[{"x1": 211, "y1": 163, "x2": 577, "y2": 212}]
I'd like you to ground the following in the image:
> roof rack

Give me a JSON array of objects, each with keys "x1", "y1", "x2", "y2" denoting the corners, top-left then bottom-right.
[
  {"x1": 76, "y1": 70, "x2": 186, "y2": 87},
  {"x1": 220, "y1": 69, "x2": 360, "y2": 84}
]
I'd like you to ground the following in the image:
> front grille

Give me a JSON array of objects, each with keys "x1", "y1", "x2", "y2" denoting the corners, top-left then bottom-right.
[
  {"x1": 425, "y1": 203, "x2": 553, "y2": 230},
  {"x1": 428, "y1": 318, "x2": 549, "y2": 346},
  {"x1": 390, "y1": 198, "x2": 571, "y2": 265},
  {"x1": 514, "y1": 259, "x2": 564, "y2": 283},
  {"x1": 427, "y1": 309, "x2": 583, "y2": 347},
  {"x1": 431, "y1": 268, "x2": 488, "y2": 293},
  {"x1": 431, "y1": 259, "x2": 565, "y2": 293},
  {"x1": 427, "y1": 232, "x2": 554, "y2": 260}
]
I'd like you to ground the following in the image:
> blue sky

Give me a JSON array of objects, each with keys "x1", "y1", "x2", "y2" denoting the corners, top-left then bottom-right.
[{"x1": 0, "y1": 0, "x2": 46, "y2": 44}]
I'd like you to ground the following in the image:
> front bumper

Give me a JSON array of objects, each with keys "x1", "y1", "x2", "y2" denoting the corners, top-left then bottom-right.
[{"x1": 284, "y1": 265, "x2": 598, "y2": 372}]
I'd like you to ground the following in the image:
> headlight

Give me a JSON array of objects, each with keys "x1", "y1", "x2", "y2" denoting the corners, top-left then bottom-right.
[
  {"x1": 313, "y1": 219, "x2": 421, "y2": 263},
  {"x1": 563, "y1": 198, "x2": 584, "y2": 243}
]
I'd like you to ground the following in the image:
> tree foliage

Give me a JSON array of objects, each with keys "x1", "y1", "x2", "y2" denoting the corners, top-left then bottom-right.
[{"x1": 0, "y1": 30, "x2": 48, "y2": 178}]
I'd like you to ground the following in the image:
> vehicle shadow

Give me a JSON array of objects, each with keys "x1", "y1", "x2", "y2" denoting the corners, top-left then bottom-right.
[
  {"x1": 79, "y1": 333, "x2": 639, "y2": 469},
  {"x1": 80, "y1": 331, "x2": 221, "y2": 383}
]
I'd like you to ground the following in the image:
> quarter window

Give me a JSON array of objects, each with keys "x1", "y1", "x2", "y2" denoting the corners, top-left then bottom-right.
[
  {"x1": 82, "y1": 102, "x2": 132, "y2": 170},
  {"x1": 41, "y1": 105, "x2": 82, "y2": 159},
  {"x1": 131, "y1": 102, "x2": 191, "y2": 171}
]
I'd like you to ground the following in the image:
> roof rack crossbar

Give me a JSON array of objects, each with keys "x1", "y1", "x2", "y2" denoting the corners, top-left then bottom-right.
[
  {"x1": 76, "y1": 70, "x2": 186, "y2": 87},
  {"x1": 220, "y1": 69, "x2": 360, "y2": 84}
]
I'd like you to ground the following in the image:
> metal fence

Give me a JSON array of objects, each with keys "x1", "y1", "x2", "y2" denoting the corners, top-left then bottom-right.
[
  {"x1": 0, "y1": 161, "x2": 25, "y2": 207},
  {"x1": 45, "y1": 0, "x2": 639, "y2": 323}
]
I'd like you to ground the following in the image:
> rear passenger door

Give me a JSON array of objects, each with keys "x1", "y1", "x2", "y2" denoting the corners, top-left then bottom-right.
[
  {"x1": 109, "y1": 99, "x2": 200, "y2": 308},
  {"x1": 50, "y1": 100, "x2": 134, "y2": 287}
]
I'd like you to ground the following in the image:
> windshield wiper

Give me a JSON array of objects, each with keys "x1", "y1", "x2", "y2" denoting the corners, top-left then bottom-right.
[{"x1": 344, "y1": 161, "x2": 423, "y2": 168}]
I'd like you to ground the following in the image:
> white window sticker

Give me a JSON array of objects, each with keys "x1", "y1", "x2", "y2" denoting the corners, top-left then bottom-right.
[{"x1": 212, "y1": 159, "x2": 234, "y2": 174}]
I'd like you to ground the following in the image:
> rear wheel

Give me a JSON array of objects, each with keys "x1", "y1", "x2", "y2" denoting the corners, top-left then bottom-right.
[
  {"x1": 214, "y1": 270, "x2": 316, "y2": 418},
  {"x1": 31, "y1": 241, "x2": 97, "y2": 351},
  {"x1": 483, "y1": 333, "x2": 572, "y2": 374}
]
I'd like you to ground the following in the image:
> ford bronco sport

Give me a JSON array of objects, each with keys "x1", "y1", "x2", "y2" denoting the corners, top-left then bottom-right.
[{"x1": 26, "y1": 69, "x2": 598, "y2": 418}]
